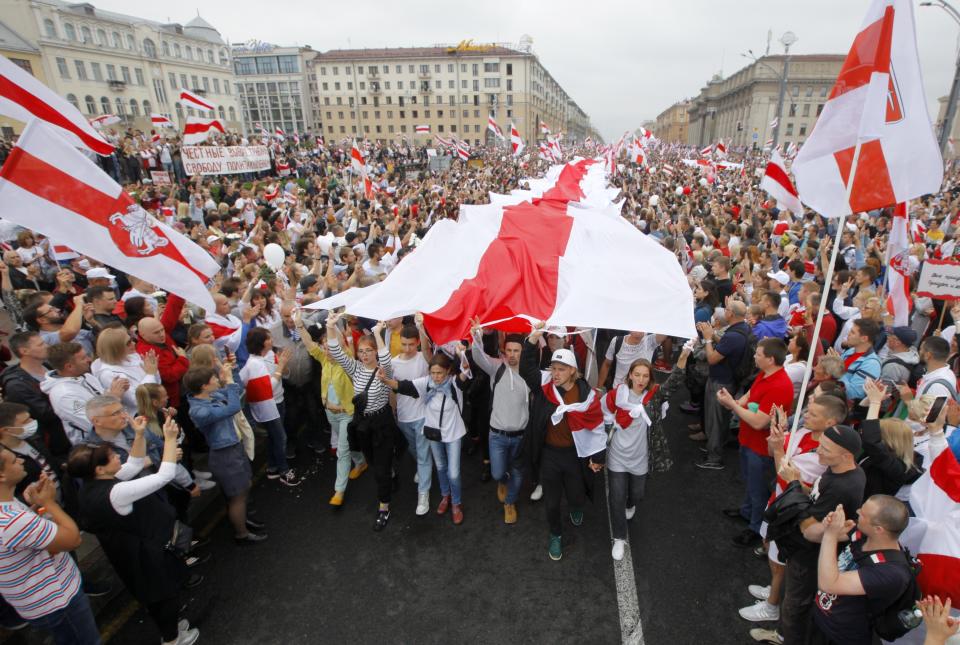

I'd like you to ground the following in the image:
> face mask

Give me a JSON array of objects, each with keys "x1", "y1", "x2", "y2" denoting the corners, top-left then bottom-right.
[{"x1": 12, "y1": 420, "x2": 38, "y2": 439}]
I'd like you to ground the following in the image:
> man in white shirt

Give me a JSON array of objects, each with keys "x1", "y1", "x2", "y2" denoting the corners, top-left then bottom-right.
[
  {"x1": 392, "y1": 316, "x2": 434, "y2": 516},
  {"x1": 598, "y1": 331, "x2": 666, "y2": 389},
  {"x1": 905, "y1": 336, "x2": 957, "y2": 402}
]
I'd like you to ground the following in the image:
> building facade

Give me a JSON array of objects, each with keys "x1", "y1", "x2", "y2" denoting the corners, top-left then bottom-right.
[
  {"x1": 684, "y1": 54, "x2": 844, "y2": 150},
  {"x1": 308, "y1": 40, "x2": 595, "y2": 147},
  {"x1": 3, "y1": 0, "x2": 241, "y2": 136},
  {"x1": 654, "y1": 100, "x2": 689, "y2": 144},
  {"x1": 232, "y1": 43, "x2": 318, "y2": 137},
  {"x1": 0, "y1": 20, "x2": 46, "y2": 139}
]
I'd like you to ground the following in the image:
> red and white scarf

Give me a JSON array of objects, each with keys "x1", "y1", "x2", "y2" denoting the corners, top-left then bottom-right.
[
  {"x1": 542, "y1": 382, "x2": 606, "y2": 458},
  {"x1": 205, "y1": 312, "x2": 242, "y2": 353},
  {"x1": 602, "y1": 384, "x2": 660, "y2": 429}
]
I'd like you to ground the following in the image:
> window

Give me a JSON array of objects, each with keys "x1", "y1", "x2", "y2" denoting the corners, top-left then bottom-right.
[
  {"x1": 435, "y1": 80, "x2": 441, "y2": 89},
  {"x1": 66, "y1": 94, "x2": 79, "y2": 110},
  {"x1": 448, "y1": 80, "x2": 454, "y2": 89},
  {"x1": 398, "y1": 80, "x2": 404, "y2": 90},
  {"x1": 347, "y1": 82, "x2": 353, "y2": 90},
  {"x1": 168, "y1": 72, "x2": 177, "y2": 89},
  {"x1": 820, "y1": 86, "x2": 828, "y2": 98},
  {"x1": 180, "y1": 74, "x2": 187, "y2": 88},
  {"x1": 80, "y1": 26, "x2": 92, "y2": 43},
  {"x1": 388, "y1": 125, "x2": 394, "y2": 133},
  {"x1": 215, "y1": 78, "x2": 222, "y2": 94},
  {"x1": 334, "y1": 82, "x2": 341, "y2": 91},
  {"x1": 802, "y1": 103, "x2": 810, "y2": 117},
  {"x1": 344, "y1": 66, "x2": 351, "y2": 74},
  {"x1": 134, "y1": 68, "x2": 144, "y2": 86},
  {"x1": 185, "y1": 46, "x2": 193, "y2": 60},
  {"x1": 121, "y1": 67, "x2": 131, "y2": 84},
  {"x1": 74, "y1": 60, "x2": 87, "y2": 80},
  {"x1": 412, "y1": 110, "x2": 418, "y2": 118},
  {"x1": 448, "y1": 64, "x2": 454, "y2": 73},
  {"x1": 420, "y1": 64, "x2": 429, "y2": 74},
  {"x1": 473, "y1": 80, "x2": 479, "y2": 91},
  {"x1": 337, "y1": 111, "x2": 344, "y2": 119},
  {"x1": 322, "y1": 82, "x2": 328, "y2": 91},
  {"x1": 799, "y1": 125, "x2": 807, "y2": 136},
  {"x1": 434, "y1": 64, "x2": 440, "y2": 72},
  {"x1": 279, "y1": 56, "x2": 299, "y2": 73},
  {"x1": 791, "y1": 85, "x2": 799, "y2": 97},
  {"x1": 484, "y1": 78, "x2": 500, "y2": 88},
  {"x1": 785, "y1": 122, "x2": 794, "y2": 136},
  {"x1": 461, "y1": 80, "x2": 467, "y2": 89},
  {"x1": 484, "y1": 62, "x2": 499, "y2": 72},
  {"x1": 143, "y1": 100, "x2": 151, "y2": 115},
  {"x1": 383, "y1": 65, "x2": 389, "y2": 73},
  {"x1": 805, "y1": 86, "x2": 813, "y2": 97},
  {"x1": 56, "y1": 57, "x2": 69, "y2": 78},
  {"x1": 399, "y1": 110, "x2": 405, "y2": 118},
  {"x1": 408, "y1": 65, "x2": 414, "y2": 73},
  {"x1": 788, "y1": 103, "x2": 797, "y2": 117},
  {"x1": 43, "y1": 19, "x2": 56, "y2": 38},
  {"x1": 207, "y1": 50, "x2": 214, "y2": 64},
  {"x1": 451, "y1": 125, "x2": 457, "y2": 133},
  {"x1": 87, "y1": 62, "x2": 101, "y2": 81},
  {"x1": 112, "y1": 32, "x2": 121, "y2": 48},
  {"x1": 473, "y1": 64, "x2": 478, "y2": 75},
  {"x1": 507, "y1": 79, "x2": 512, "y2": 91},
  {"x1": 396, "y1": 65, "x2": 401, "y2": 73},
  {"x1": 64, "y1": 23, "x2": 76, "y2": 41},
  {"x1": 816, "y1": 103, "x2": 824, "y2": 116},
  {"x1": 162, "y1": 41, "x2": 170, "y2": 56},
  {"x1": 202, "y1": 77, "x2": 209, "y2": 91},
  {"x1": 425, "y1": 110, "x2": 430, "y2": 117},
  {"x1": 174, "y1": 43, "x2": 181, "y2": 58},
  {"x1": 438, "y1": 124, "x2": 444, "y2": 132},
  {"x1": 218, "y1": 106, "x2": 225, "y2": 120},
  {"x1": 115, "y1": 97, "x2": 124, "y2": 115},
  {"x1": 362, "y1": 110, "x2": 368, "y2": 118},
  {"x1": 129, "y1": 99, "x2": 139, "y2": 116},
  {"x1": 506, "y1": 63, "x2": 512, "y2": 75},
  {"x1": 175, "y1": 102, "x2": 183, "y2": 120},
  {"x1": 84, "y1": 95, "x2": 96, "y2": 114},
  {"x1": 191, "y1": 75, "x2": 198, "y2": 89},
  {"x1": 461, "y1": 64, "x2": 467, "y2": 72},
  {"x1": 101, "y1": 96, "x2": 110, "y2": 114},
  {"x1": 359, "y1": 82, "x2": 365, "y2": 90},
  {"x1": 144, "y1": 39, "x2": 157, "y2": 58},
  {"x1": 384, "y1": 81, "x2": 390, "y2": 89},
  {"x1": 126, "y1": 35, "x2": 135, "y2": 50}
]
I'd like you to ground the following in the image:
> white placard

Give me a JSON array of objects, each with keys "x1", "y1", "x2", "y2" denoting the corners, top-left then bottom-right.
[{"x1": 181, "y1": 145, "x2": 270, "y2": 175}]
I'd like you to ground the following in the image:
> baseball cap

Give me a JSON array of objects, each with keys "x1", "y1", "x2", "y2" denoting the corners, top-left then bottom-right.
[
  {"x1": 824, "y1": 425, "x2": 862, "y2": 457},
  {"x1": 767, "y1": 270, "x2": 789, "y2": 286},
  {"x1": 892, "y1": 326, "x2": 918, "y2": 347},
  {"x1": 550, "y1": 348, "x2": 578, "y2": 369},
  {"x1": 86, "y1": 267, "x2": 115, "y2": 280},
  {"x1": 545, "y1": 325, "x2": 566, "y2": 338}
]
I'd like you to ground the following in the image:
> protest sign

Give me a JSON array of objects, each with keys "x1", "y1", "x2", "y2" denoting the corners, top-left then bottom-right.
[
  {"x1": 150, "y1": 170, "x2": 171, "y2": 186},
  {"x1": 916, "y1": 259, "x2": 960, "y2": 301},
  {"x1": 182, "y1": 145, "x2": 270, "y2": 175}
]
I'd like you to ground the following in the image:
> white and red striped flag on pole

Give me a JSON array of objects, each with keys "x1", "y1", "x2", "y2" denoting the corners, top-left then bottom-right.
[
  {"x1": 0, "y1": 120, "x2": 220, "y2": 309},
  {"x1": 151, "y1": 132, "x2": 160, "y2": 143},
  {"x1": 488, "y1": 115, "x2": 504, "y2": 140},
  {"x1": 714, "y1": 141, "x2": 728, "y2": 159},
  {"x1": 415, "y1": 124, "x2": 430, "y2": 134},
  {"x1": 50, "y1": 242, "x2": 78, "y2": 262},
  {"x1": 760, "y1": 149, "x2": 803, "y2": 215},
  {"x1": 0, "y1": 53, "x2": 113, "y2": 155},
  {"x1": 350, "y1": 139, "x2": 365, "y2": 174},
  {"x1": 182, "y1": 116, "x2": 224, "y2": 145},
  {"x1": 885, "y1": 202, "x2": 912, "y2": 325},
  {"x1": 792, "y1": 0, "x2": 943, "y2": 218},
  {"x1": 510, "y1": 122, "x2": 524, "y2": 157},
  {"x1": 274, "y1": 127, "x2": 284, "y2": 139},
  {"x1": 89, "y1": 114, "x2": 120, "y2": 129},
  {"x1": 770, "y1": 117, "x2": 779, "y2": 129},
  {"x1": 179, "y1": 89, "x2": 215, "y2": 112},
  {"x1": 539, "y1": 120, "x2": 550, "y2": 136},
  {"x1": 662, "y1": 164, "x2": 675, "y2": 177},
  {"x1": 699, "y1": 144, "x2": 713, "y2": 158},
  {"x1": 151, "y1": 113, "x2": 173, "y2": 128},
  {"x1": 456, "y1": 140, "x2": 470, "y2": 161}
]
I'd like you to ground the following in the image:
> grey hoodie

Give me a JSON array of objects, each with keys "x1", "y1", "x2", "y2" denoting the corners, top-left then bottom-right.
[{"x1": 880, "y1": 348, "x2": 920, "y2": 385}]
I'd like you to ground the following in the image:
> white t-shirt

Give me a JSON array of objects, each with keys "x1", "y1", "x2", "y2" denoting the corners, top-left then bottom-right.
[
  {"x1": 917, "y1": 365, "x2": 957, "y2": 400},
  {"x1": 392, "y1": 353, "x2": 428, "y2": 422},
  {"x1": 605, "y1": 334, "x2": 661, "y2": 387}
]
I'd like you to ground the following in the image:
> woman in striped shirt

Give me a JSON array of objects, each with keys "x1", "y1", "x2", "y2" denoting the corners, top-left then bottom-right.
[{"x1": 325, "y1": 314, "x2": 397, "y2": 531}]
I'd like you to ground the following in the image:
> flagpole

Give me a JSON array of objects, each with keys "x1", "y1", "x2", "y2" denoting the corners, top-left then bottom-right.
[{"x1": 787, "y1": 141, "x2": 864, "y2": 442}]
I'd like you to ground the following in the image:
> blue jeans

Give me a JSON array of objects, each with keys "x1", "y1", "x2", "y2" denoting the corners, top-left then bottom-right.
[
  {"x1": 739, "y1": 446, "x2": 775, "y2": 533},
  {"x1": 397, "y1": 419, "x2": 433, "y2": 494},
  {"x1": 263, "y1": 401, "x2": 289, "y2": 474},
  {"x1": 327, "y1": 409, "x2": 364, "y2": 492},
  {"x1": 27, "y1": 589, "x2": 101, "y2": 645},
  {"x1": 488, "y1": 431, "x2": 524, "y2": 504},
  {"x1": 430, "y1": 437, "x2": 462, "y2": 504}
]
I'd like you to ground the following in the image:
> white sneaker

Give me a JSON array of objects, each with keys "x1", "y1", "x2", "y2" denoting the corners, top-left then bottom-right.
[
  {"x1": 193, "y1": 470, "x2": 212, "y2": 480},
  {"x1": 163, "y1": 626, "x2": 200, "y2": 645},
  {"x1": 749, "y1": 627, "x2": 783, "y2": 644},
  {"x1": 739, "y1": 600, "x2": 780, "y2": 622},
  {"x1": 530, "y1": 484, "x2": 543, "y2": 501},
  {"x1": 415, "y1": 492, "x2": 429, "y2": 516},
  {"x1": 195, "y1": 479, "x2": 216, "y2": 491},
  {"x1": 748, "y1": 584, "x2": 771, "y2": 601},
  {"x1": 611, "y1": 539, "x2": 626, "y2": 561},
  {"x1": 177, "y1": 619, "x2": 189, "y2": 633},
  {"x1": 625, "y1": 506, "x2": 636, "y2": 520},
  {"x1": 414, "y1": 473, "x2": 420, "y2": 484}
]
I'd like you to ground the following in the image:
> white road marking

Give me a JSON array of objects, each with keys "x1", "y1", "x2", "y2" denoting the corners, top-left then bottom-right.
[{"x1": 604, "y1": 470, "x2": 644, "y2": 645}]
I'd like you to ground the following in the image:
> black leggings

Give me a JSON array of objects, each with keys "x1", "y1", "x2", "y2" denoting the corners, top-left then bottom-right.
[
  {"x1": 356, "y1": 407, "x2": 397, "y2": 504},
  {"x1": 146, "y1": 595, "x2": 180, "y2": 642},
  {"x1": 540, "y1": 445, "x2": 586, "y2": 537}
]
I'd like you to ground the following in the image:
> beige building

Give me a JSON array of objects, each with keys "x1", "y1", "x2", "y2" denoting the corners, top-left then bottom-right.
[
  {"x1": 308, "y1": 39, "x2": 595, "y2": 147},
  {"x1": 935, "y1": 95, "x2": 960, "y2": 158},
  {"x1": 233, "y1": 43, "x2": 319, "y2": 136},
  {"x1": 654, "y1": 100, "x2": 689, "y2": 144},
  {"x1": 2, "y1": 0, "x2": 241, "y2": 135},
  {"x1": 0, "y1": 20, "x2": 46, "y2": 139},
  {"x1": 685, "y1": 54, "x2": 844, "y2": 150}
]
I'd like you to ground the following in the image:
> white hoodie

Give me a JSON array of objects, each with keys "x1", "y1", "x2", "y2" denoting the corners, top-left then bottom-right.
[
  {"x1": 91, "y1": 355, "x2": 159, "y2": 415},
  {"x1": 39, "y1": 371, "x2": 104, "y2": 445}
]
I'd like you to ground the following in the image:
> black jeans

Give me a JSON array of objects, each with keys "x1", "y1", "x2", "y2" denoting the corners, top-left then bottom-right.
[
  {"x1": 540, "y1": 445, "x2": 586, "y2": 537},
  {"x1": 780, "y1": 555, "x2": 818, "y2": 645},
  {"x1": 282, "y1": 380, "x2": 325, "y2": 448},
  {"x1": 146, "y1": 595, "x2": 180, "y2": 642},
  {"x1": 608, "y1": 470, "x2": 647, "y2": 540},
  {"x1": 356, "y1": 407, "x2": 397, "y2": 504}
]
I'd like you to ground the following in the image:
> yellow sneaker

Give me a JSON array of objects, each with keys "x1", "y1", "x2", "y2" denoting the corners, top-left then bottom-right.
[
  {"x1": 497, "y1": 482, "x2": 507, "y2": 504},
  {"x1": 329, "y1": 491, "x2": 344, "y2": 507},
  {"x1": 348, "y1": 463, "x2": 368, "y2": 480},
  {"x1": 504, "y1": 503, "x2": 517, "y2": 525}
]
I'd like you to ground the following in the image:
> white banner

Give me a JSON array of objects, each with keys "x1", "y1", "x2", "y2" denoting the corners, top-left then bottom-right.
[
  {"x1": 916, "y1": 259, "x2": 960, "y2": 301},
  {"x1": 181, "y1": 145, "x2": 270, "y2": 175}
]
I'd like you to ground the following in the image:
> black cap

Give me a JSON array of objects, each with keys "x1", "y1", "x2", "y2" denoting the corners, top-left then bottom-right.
[{"x1": 824, "y1": 425, "x2": 862, "y2": 458}]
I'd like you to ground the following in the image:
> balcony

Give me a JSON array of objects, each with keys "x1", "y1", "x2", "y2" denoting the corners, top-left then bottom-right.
[
  {"x1": 369, "y1": 84, "x2": 382, "y2": 95},
  {"x1": 417, "y1": 70, "x2": 431, "y2": 79},
  {"x1": 418, "y1": 84, "x2": 432, "y2": 94},
  {"x1": 107, "y1": 79, "x2": 126, "y2": 91}
]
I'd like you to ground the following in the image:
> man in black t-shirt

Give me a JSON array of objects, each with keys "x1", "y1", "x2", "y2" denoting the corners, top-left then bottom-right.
[
  {"x1": 811, "y1": 495, "x2": 912, "y2": 645},
  {"x1": 775, "y1": 425, "x2": 866, "y2": 645}
]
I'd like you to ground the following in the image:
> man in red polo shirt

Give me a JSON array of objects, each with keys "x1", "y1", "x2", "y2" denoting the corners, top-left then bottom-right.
[{"x1": 716, "y1": 338, "x2": 795, "y2": 547}]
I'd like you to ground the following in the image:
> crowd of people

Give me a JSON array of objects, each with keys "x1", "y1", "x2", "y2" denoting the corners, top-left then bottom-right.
[{"x1": 0, "y1": 124, "x2": 957, "y2": 645}]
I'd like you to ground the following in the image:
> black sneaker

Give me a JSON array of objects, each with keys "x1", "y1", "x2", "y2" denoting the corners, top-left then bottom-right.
[
  {"x1": 373, "y1": 510, "x2": 390, "y2": 531},
  {"x1": 246, "y1": 518, "x2": 266, "y2": 532},
  {"x1": 480, "y1": 462, "x2": 491, "y2": 483},
  {"x1": 733, "y1": 529, "x2": 762, "y2": 548},
  {"x1": 189, "y1": 536, "x2": 211, "y2": 553},
  {"x1": 234, "y1": 532, "x2": 268, "y2": 546},
  {"x1": 285, "y1": 446, "x2": 297, "y2": 460},
  {"x1": 695, "y1": 459, "x2": 724, "y2": 471},
  {"x1": 185, "y1": 552, "x2": 211, "y2": 568},
  {"x1": 183, "y1": 573, "x2": 204, "y2": 590},
  {"x1": 722, "y1": 508, "x2": 748, "y2": 522},
  {"x1": 278, "y1": 470, "x2": 302, "y2": 487}
]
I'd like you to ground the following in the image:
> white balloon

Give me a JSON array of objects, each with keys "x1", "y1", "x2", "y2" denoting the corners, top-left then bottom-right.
[
  {"x1": 675, "y1": 186, "x2": 683, "y2": 196},
  {"x1": 263, "y1": 243, "x2": 285, "y2": 269},
  {"x1": 649, "y1": 195, "x2": 660, "y2": 207},
  {"x1": 699, "y1": 177, "x2": 708, "y2": 187}
]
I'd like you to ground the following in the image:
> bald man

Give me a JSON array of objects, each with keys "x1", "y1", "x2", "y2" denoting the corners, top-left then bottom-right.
[{"x1": 135, "y1": 294, "x2": 190, "y2": 410}]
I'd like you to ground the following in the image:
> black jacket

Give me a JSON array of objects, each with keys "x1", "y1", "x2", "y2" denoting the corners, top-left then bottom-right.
[
  {"x1": 519, "y1": 339, "x2": 604, "y2": 498},
  {"x1": 0, "y1": 366, "x2": 71, "y2": 457},
  {"x1": 859, "y1": 419, "x2": 924, "y2": 498}
]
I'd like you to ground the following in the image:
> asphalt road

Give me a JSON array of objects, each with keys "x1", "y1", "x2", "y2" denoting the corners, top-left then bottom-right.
[{"x1": 77, "y1": 389, "x2": 773, "y2": 645}]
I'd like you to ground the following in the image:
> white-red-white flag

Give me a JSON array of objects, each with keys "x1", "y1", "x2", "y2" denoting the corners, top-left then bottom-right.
[
  {"x1": 886, "y1": 202, "x2": 912, "y2": 325},
  {"x1": 0, "y1": 121, "x2": 219, "y2": 309},
  {"x1": 179, "y1": 89, "x2": 215, "y2": 112},
  {"x1": 350, "y1": 139, "x2": 365, "y2": 174},
  {"x1": 0, "y1": 53, "x2": 113, "y2": 155},
  {"x1": 151, "y1": 132, "x2": 160, "y2": 143},
  {"x1": 792, "y1": 0, "x2": 943, "y2": 217},
  {"x1": 151, "y1": 113, "x2": 173, "y2": 128},
  {"x1": 510, "y1": 122, "x2": 524, "y2": 157},
  {"x1": 769, "y1": 117, "x2": 779, "y2": 129},
  {"x1": 699, "y1": 144, "x2": 713, "y2": 158},
  {"x1": 90, "y1": 114, "x2": 120, "y2": 129},
  {"x1": 760, "y1": 149, "x2": 804, "y2": 215},
  {"x1": 539, "y1": 120, "x2": 551, "y2": 136},
  {"x1": 714, "y1": 141, "x2": 728, "y2": 159},
  {"x1": 415, "y1": 124, "x2": 430, "y2": 134},
  {"x1": 488, "y1": 115, "x2": 504, "y2": 140},
  {"x1": 274, "y1": 127, "x2": 284, "y2": 139},
  {"x1": 456, "y1": 139, "x2": 470, "y2": 161},
  {"x1": 182, "y1": 116, "x2": 224, "y2": 145}
]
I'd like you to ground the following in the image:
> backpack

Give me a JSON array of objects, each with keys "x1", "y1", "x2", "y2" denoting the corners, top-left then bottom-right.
[
  {"x1": 604, "y1": 336, "x2": 626, "y2": 389},
  {"x1": 853, "y1": 546, "x2": 923, "y2": 641},
  {"x1": 881, "y1": 357, "x2": 926, "y2": 390},
  {"x1": 918, "y1": 376, "x2": 960, "y2": 403},
  {"x1": 729, "y1": 326, "x2": 759, "y2": 391}
]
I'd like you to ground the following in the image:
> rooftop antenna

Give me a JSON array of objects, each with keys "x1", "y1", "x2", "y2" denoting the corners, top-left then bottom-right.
[
  {"x1": 719, "y1": 48, "x2": 725, "y2": 77},
  {"x1": 765, "y1": 29, "x2": 772, "y2": 55}
]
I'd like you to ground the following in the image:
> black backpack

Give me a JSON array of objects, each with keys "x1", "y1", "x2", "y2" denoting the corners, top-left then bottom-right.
[
  {"x1": 729, "y1": 326, "x2": 759, "y2": 391},
  {"x1": 881, "y1": 357, "x2": 926, "y2": 390},
  {"x1": 854, "y1": 546, "x2": 923, "y2": 641}
]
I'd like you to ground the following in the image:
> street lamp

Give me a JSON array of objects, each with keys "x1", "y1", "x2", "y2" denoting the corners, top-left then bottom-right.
[
  {"x1": 742, "y1": 31, "x2": 797, "y2": 149},
  {"x1": 921, "y1": 0, "x2": 960, "y2": 155}
]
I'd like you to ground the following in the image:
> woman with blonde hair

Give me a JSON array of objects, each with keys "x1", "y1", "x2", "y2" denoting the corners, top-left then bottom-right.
[
  {"x1": 861, "y1": 378, "x2": 924, "y2": 499},
  {"x1": 92, "y1": 327, "x2": 160, "y2": 415}
]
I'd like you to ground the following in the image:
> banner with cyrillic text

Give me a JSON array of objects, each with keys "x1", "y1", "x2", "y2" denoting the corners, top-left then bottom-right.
[
  {"x1": 916, "y1": 259, "x2": 960, "y2": 301},
  {"x1": 181, "y1": 145, "x2": 270, "y2": 175}
]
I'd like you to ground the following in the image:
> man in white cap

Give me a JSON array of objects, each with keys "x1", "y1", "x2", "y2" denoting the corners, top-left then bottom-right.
[
  {"x1": 84, "y1": 267, "x2": 115, "y2": 289},
  {"x1": 767, "y1": 270, "x2": 791, "y2": 319},
  {"x1": 520, "y1": 322, "x2": 604, "y2": 562}
]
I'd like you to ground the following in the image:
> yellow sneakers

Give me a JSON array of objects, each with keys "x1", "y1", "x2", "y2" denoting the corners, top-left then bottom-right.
[
  {"x1": 497, "y1": 482, "x2": 507, "y2": 504},
  {"x1": 348, "y1": 463, "x2": 368, "y2": 480},
  {"x1": 504, "y1": 503, "x2": 517, "y2": 525},
  {"x1": 329, "y1": 491, "x2": 344, "y2": 507}
]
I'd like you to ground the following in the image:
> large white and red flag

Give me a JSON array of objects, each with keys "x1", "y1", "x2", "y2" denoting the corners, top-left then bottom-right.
[
  {"x1": 415, "y1": 124, "x2": 430, "y2": 134},
  {"x1": 182, "y1": 116, "x2": 224, "y2": 145},
  {"x1": 350, "y1": 139, "x2": 365, "y2": 174},
  {"x1": 89, "y1": 114, "x2": 120, "y2": 129},
  {"x1": 179, "y1": 89, "x2": 215, "y2": 112},
  {"x1": 0, "y1": 54, "x2": 113, "y2": 155},
  {"x1": 488, "y1": 115, "x2": 504, "y2": 140},
  {"x1": 151, "y1": 113, "x2": 173, "y2": 128},
  {"x1": 510, "y1": 122, "x2": 524, "y2": 157},
  {"x1": 539, "y1": 120, "x2": 551, "y2": 136},
  {"x1": 792, "y1": 0, "x2": 943, "y2": 217},
  {"x1": 761, "y1": 149, "x2": 804, "y2": 215},
  {"x1": 885, "y1": 202, "x2": 913, "y2": 325},
  {"x1": 0, "y1": 121, "x2": 220, "y2": 310},
  {"x1": 456, "y1": 139, "x2": 470, "y2": 161}
]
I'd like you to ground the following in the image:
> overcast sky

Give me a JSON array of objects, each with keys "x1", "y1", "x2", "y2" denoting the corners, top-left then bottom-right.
[{"x1": 92, "y1": 0, "x2": 960, "y2": 141}]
